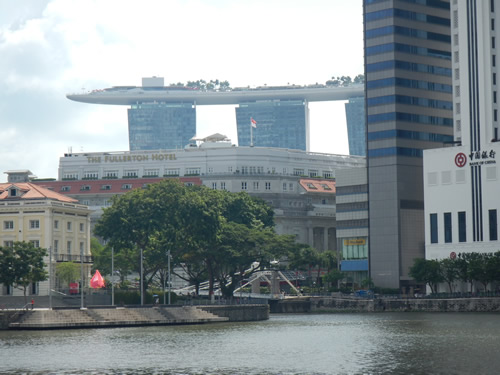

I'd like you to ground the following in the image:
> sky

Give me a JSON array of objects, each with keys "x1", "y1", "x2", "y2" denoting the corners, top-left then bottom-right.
[{"x1": 0, "y1": 0, "x2": 364, "y2": 181}]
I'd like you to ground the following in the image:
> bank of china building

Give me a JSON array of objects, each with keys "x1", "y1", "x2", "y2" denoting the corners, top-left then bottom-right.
[{"x1": 424, "y1": 1, "x2": 500, "y2": 284}]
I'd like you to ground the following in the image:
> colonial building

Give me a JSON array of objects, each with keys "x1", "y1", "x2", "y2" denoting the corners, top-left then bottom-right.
[
  {"x1": 0, "y1": 170, "x2": 92, "y2": 297},
  {"x1": 35, "y1": 138, "x2": 366, "y2": 253}
]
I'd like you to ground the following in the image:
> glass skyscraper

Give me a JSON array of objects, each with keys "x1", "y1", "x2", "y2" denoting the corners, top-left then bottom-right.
[
  {"x1": 235, "y1": 100, "x2": 309, "y2": 151},
  {"x1": 128, "y1": 103, "x2": 196, "y2": 151},
  {"x1": 364, "y1": 0, "x2": 453, "y2": 289},
  {"x1": 345, "y1": 96, "x2": 366, "y2": 156}
]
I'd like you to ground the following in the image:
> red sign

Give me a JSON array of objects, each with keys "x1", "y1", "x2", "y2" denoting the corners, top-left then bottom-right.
[
  {"x1": 450, "y1": 252, "x2": 457, "y2": 259},
  {"x1": 455, "y1": 153, "x2": 467, "y2": 168},
  {"x1": 69, "y1": 282, "x2": 79, "y2": 295}
]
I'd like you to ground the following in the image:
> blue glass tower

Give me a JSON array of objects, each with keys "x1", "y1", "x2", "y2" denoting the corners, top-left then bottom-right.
[
  {"x1": 364, "y1": 0, "x2": 453, "y2": 289},
  {"x1": 345, "y1": 96, "x2": 366, "y2": 156},
  {"x1": 235, "y1": 100, "x2": 309, "y2": 151},
  {"x1": 128, "y1": 102, "x2": 196, "y2": 151}
]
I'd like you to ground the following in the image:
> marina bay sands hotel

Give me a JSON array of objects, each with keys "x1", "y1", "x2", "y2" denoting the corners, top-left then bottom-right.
[{"x1": 67, "y1": 77, "x2": 365, "y2": 155}]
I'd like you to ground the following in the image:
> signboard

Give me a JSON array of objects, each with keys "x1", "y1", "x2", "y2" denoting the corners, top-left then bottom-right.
[
  {"x1": 343, "y1": 239, "x2": 366, "y2": 246},
  {"x1": 456, "y1": 150, "x2": 496, "y2": 168},
  {"x1": 69, "y1": 282, "x2": 79, "y2": 295}
]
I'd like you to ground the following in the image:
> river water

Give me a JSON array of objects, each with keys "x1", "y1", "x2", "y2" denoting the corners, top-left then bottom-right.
[{"x1": 1, "y1": 312, "x2": 499, "y2": 375}]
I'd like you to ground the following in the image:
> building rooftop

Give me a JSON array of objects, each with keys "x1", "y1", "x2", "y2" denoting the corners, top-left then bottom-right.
[{"x1": 0, "y1": 182, "x2": 78, "y2": 203}]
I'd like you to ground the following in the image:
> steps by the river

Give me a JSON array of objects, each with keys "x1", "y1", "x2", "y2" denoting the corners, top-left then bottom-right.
[{"x1": 8, "y1": 306, "x2": 228, "y2": 329}]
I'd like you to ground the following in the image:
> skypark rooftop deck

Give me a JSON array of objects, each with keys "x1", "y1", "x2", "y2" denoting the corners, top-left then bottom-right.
[{"x1": 67, "y1": 84, "x2": 364, "y2": 106}]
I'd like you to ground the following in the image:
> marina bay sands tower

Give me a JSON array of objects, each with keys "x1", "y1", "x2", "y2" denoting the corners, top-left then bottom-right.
[{"x1": 67, "y1": 78, "x2": 364, "y2": 153}]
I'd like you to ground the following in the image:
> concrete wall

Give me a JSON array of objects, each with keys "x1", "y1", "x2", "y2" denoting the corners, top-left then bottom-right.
[{"x1": 200, "y1": 304, "x2": 269, "y2": 321}]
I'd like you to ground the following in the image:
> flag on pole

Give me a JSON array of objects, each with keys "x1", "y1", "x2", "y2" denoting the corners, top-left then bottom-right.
[
  {"x1": 90, "y1": 269, "x2": 105, "y2": 288},
  {"x1": 251, "y1": 117, "x2": 257, "y2": 128}
]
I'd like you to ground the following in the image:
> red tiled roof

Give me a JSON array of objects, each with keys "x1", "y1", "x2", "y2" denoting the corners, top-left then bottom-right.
[
  {"x1": 32, "y1": 177, "x2": 202, "y2": 196},
  {"x1": 299, "y1": 179, "x2": 336, "y2": 193},
  {"x1": 0, "y1": 182, "x2": 78, "y2": 203}
]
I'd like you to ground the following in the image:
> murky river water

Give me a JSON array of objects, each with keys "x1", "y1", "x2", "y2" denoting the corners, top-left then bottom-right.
[{"x1": 1, "y1": 312, "x2": 500, "y2": 375}]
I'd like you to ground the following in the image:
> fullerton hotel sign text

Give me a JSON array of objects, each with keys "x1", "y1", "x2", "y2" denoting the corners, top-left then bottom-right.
[{"x1": 86, "y1": 153, "x2": 177, "y2": 163}]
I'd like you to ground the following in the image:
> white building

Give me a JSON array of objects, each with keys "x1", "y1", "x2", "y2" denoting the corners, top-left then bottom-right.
[
  {"x1": 43, "y1": 137, "x2": 365, "y2": 253},
  {"x1": 424, "y1": 1, "x2": 500, "y2": 287}
]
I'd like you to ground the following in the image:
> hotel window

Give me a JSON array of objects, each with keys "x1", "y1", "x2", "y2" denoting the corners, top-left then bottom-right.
[
  {"x1": 54, "y1": 220, "x2": 59, "y2": 229},
  {"x1": 323, "y1": 171, "x2": 333, "y2": 179},
  {"x1": 54, "y1": 240, "x2": 59, "y2": 253},
  {"x1": 80, "y1": 223, "x2": 84, "y2": 232},
  {"x1": 4, "y1": 241, "x2": 13, "y2": 247},
  {"x1": 241, "y1": 166, "x2": 248, "y2": 174},
  {"x1": 83, "y1": 171, "x2": 98, "y2": 180},
  {"x1": 104, "y1": 170, "x2": 118, "y2": 178},
  {"x1": 101, "y1": 185, "x2": 112, "y2": 190},
  {"x1": 185, "y1": 167, "x2": 200, "y2": 175},
  {"x1": 444, "y1": 213, "x2": 452, "y2": 243},
  {"x1": 493, "y1": 55, "x2": 497, "y2": 67},
  {"x1": 220, "y1": 182, "x2": 226, "y2": 190},
  {"x1": 82, "y1": 200, "x2": 90, "y2": 206},
  {"x1": 124, "y1": 170, "x2": 138, "y2": 178},
  {"x1": 265, "y1": 182, "x2": 271, "y2": 190},
  {"x1": 61, "y1": 186, "x2": 71, "y2": 192},
  {"x1": 67, "y1": 222, "x2": 72, "y2": 231},
  {"x1": 30, "y1": 220, "x2": 40, "y2": 229},
  {"x1": 3, "y1": 220, "x2": 14, "y2": 230},
  {"x1": 489, "y1": 209, "x2": 498, "y2": 241},
  {"x1": 293, "y1": 169, "x2": 304, "y2": 176},
  {"x1": 257, "y1": 166, "x2": 264, "y2": 174},
  {"x1": 30, "y1": 240, "x2": 40, "y2": 248},
  {"x1": 208, "y1": 167, "x2": 213, "y2": 173},
  {"x1": 493, "y1": 36, "x2": 497, "y2": 49},
  {"x1": 228, "y1": 166, "x2": 233, "y2": 173},
  {"x1": 289, "y1": 183, "x2": 294, "y2": 191},
  {"x1": 283, "y1": 183, "x2": 287, "y2": 191},
  {"x1": 212, "y1": 182, "x2": 217, "y2": 190},
  {"x1": 63, "y1": 173, "x2": 78, "y2": 180},
  {"x1": 165, "y1": 168, "x2": 180, "y2": 176},
  {"x1": 458, "y1": 212, "x2": 466, "y2": 242},
  {"x1": 144, "y1": 169, "x2": 159, "y2": 177},
  {"x1": 494, "y1": 73, "x2": 497, "y2": 85},
  {"x1": 249, "y1": 166, "x2": 256, "y2": 174},
  {"x1": 241, "y1": 182, "x2": 247, "y2": 190},
  {"x1": 122, "y1": 184, "x2": 132, "y2": 190},
  {"x1": 80, "y1": 242, "x2": 84, "y2": 254},
  {"x1": 309, "y1": 170, "x2": 318, "y2": 178},
  {"x1": 67, "y1": 241, "x2": 72, "y2": 253},
  {"x1": 253, "y1": 182, "x2": 259, "y2": 190},
  {"x1": 430, "y1": 213, "x2": 438, "y2": 243}
]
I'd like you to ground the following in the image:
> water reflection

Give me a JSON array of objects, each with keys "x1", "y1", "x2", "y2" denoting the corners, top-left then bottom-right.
[{"x1": 1, "y1": 313, "x2": 499, "y2": 375}]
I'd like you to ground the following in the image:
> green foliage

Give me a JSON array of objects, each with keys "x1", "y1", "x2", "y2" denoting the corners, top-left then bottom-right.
[
  {"x1": 0, "y1": 242, "x2": 48, "y2": 301},
  {"x1": 409, "y1": 258, "x2": 443, "y2": 293},
  {"x1": 322, "y1": 269, "x2": 345, "y2": 285},
  {"x1": 95, "y1": 179, "x2": 291, "y2": 300},
  {"x1": 56, "y1": 262, "x2": 80, "y2": 285}
]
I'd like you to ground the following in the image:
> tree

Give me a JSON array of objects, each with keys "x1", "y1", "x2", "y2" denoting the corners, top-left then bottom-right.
[
  {"x1": 323, "y1": 269, "x2": 345, "y2": 287},
  {"x1": 353, "y1": 74, "x2": 365, "y2": 84},
  {"x1": 439, "y1": 258, "x2": 460, "y2": 293},
  {"x1": 0, "y1": 242, "x2": 48, "y2": 304},
  {"x1": 95, "y1": 179, "x2": 285, "y2": 301},
  {"x1": 56, "y1": 262, "x2": 80, "y2": 286},
  {"x1": 409, "y1": 258, "x2": 443, "y2": 294}
]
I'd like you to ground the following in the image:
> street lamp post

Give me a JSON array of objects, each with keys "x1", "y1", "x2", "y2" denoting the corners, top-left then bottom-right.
[
  {"x1": 140, "y1": 247, "x2": 144, "y2": 306},
  {"x1": 111, "y1": 247, "x2": 114, "y2": 306},
  {"x1": 80, "y1": 245, "x2": 84, "y2": 309},
  {"x1": 48, "y1": 246, "x2": 52, "y2": 310},
  {"x1": 168, "y1": 250, "x2": 171, "y2": 305}
]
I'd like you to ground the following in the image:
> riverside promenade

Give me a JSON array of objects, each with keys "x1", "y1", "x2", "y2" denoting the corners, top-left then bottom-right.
[{"x1": 0, "y1": 304, "x2": 269, "y2": 330}]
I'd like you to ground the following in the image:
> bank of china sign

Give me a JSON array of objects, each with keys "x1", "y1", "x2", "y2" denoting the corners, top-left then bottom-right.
[{"x1": 455, "y1": 150, "x2": 496, "y2": 168}]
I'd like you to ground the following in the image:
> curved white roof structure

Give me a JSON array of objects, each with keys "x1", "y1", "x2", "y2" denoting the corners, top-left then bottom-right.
[{"x1": 67, "y1": 85, "x2": 364, "y2": 106}]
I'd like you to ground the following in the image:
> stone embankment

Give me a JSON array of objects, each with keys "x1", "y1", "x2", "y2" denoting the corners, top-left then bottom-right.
[
  {"x1": 1, "y1": 304, "x2": 269, "y2": 330},
  {"x1": 271, "y1": 296, "x2": 500, "y2": 313}
]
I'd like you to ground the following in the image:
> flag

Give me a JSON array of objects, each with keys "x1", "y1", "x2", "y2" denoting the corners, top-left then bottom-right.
[
  {"x1": 251, "y1": 117, "x2": 257, "y2": 128},
  {"x1": 90, "y1": 269, "x2": 105, "y2": 288}
]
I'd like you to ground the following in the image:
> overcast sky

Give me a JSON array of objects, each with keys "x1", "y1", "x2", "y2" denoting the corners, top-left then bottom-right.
[{"x1": 0, "y1": 0, "x2": 363, "y2": 181}]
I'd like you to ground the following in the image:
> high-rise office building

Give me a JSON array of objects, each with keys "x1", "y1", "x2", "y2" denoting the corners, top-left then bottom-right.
[
  {"x1": 423, "y1": 0, "x2": 500, "y2": 291},
  {"x1": 364, "y1": 0, "x2": 453, "y2": 289},
  {"x1": 128, "y1": 102, "x2": 196, "y2": 151},
  {"x1": 345, "y1": 96, "x2": 366, "y2": 156},
  {"x1": 235, "y1": 100, "x2": 310, "y2": 151}
]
